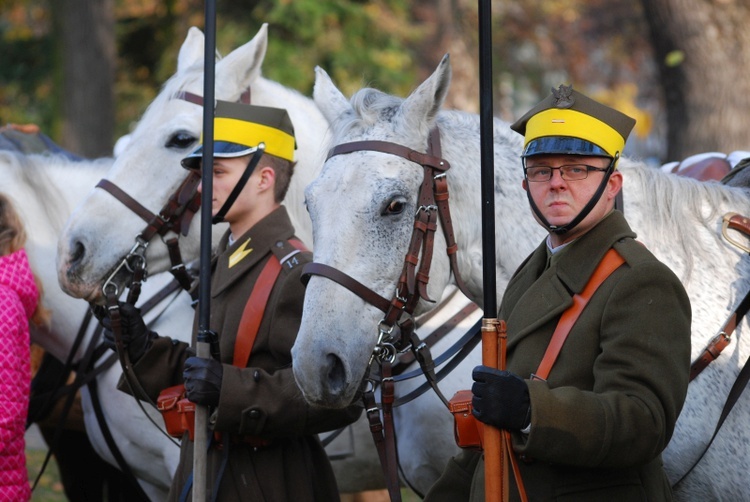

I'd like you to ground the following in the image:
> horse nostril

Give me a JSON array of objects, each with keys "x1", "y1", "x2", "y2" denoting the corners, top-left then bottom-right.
[
  {"x1": 70, "y1": 241, "x2": 86, "y2": 266},
  {"x1": 325, "y1": 353, "x2": 347, "y2": 394}
]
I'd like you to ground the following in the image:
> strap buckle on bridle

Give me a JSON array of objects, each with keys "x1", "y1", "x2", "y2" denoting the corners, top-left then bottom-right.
[
  {"x1": 102, "y1": 236, "x2": 149, "y2": 299},
  {"x1": 370, "y1": 321, "x2": 397, "y2": 364}
]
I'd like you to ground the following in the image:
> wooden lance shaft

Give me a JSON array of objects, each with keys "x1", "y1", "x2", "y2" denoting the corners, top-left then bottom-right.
[{"x1": 482, "y1": 318, "x2": 509, "y2": 502}]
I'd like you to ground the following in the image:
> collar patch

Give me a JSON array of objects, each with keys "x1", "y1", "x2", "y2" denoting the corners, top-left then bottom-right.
[{"x1": 229, "y1": 238, "x2": 253, "y2": 268}]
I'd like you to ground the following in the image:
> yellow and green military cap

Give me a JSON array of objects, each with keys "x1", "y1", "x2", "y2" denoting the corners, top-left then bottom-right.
[
  {"x1": 510, "y1": 85, "x2": 636, "y2": 164},
  {"x1": 181, "y1": 100, "x2": 296, "y2": 170}
]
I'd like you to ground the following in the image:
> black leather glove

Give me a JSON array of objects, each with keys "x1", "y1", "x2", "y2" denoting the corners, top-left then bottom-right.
[
  {"x1": 183, "y1": 356, "x2": 223, "y2": 407},
  {"x1": 471, "y1": 365, "x2": 531, "y2": 430},
  {"x1": 96, "y1": 302, "x2": 156, "y2": 364}
]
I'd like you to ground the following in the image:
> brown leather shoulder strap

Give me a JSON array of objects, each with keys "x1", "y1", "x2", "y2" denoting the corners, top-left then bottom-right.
[
  {"x1": 532, "y1": 248, "x2": 626, "y2": 381},
  {"x1": 232, "y1": 239, "x2": 307, "y2": 367}
]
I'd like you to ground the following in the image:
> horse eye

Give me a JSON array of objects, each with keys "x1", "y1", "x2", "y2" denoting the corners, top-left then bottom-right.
[
  {"x1": 383, "y1": 199, "x2": 405, "y2": 216},
  {"x1": 165, "y1": 131, "x2": 197, "y2": 150}
]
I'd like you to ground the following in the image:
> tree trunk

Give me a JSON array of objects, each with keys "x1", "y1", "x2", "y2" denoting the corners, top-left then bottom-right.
[
  {"x1": 640, "y1": 0, "x2": 750, "y2": 160},
  {"x1": 52, "y1": 0, "x2": 115, "y2": 158},
  {"x1": 411, "y1": 0, "x2": 479, "y2": 113}
]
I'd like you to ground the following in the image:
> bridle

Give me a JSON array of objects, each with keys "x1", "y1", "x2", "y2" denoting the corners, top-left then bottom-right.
[
  {"x1": 301, "y1": 126, "x2": 472, "y2": 501},
  {"x1": 302, "y1": 127, "x2": 471, "y2": 366},
  {"x1": 97, "y1": 172, "x2": 201, "y2": 304},
  {"x1": 90, "y1": 89, "x2": 250, "y2": 463},
  {"x1": 96, "y1": 88, "x2": 252, "y2": 305}
]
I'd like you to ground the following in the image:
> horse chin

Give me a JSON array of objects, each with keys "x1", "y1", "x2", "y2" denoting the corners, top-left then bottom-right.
[
  {"x1": 302, "y1": 385, "x2": 361, "y2": 410},
  {"x1": 57, "y1": 273, "x2": 104, "y2": 303}
]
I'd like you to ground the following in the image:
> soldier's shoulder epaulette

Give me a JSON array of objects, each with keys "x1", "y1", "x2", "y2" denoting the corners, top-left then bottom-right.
[
  {"x1": 269, "y1": 238, "x2": 311, "y2": 271},
  {"x1": 612, "y1": 237, "x2": 658, "y2": 267}
]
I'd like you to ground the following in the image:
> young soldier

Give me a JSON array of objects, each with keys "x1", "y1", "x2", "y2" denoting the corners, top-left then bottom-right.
[{"x1": 101, "y1": 101, "x2": 361, "y2": 501}]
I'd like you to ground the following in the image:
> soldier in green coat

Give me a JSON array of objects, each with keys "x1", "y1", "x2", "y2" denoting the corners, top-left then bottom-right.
[
  {"x1": 100, "y1": 101, "x2": 361, "y2": 501},
  {"x1": 425, "y1": 86, "x2": 691, "y2": 501}
]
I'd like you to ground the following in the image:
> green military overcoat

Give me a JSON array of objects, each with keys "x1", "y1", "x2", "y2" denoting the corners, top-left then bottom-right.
[
  {"x1": 121, "y1": 206, "x2": 362, "y2": 501},
  {"x1": 425, "y1": 211, "x2": 691, "y2": 501}
]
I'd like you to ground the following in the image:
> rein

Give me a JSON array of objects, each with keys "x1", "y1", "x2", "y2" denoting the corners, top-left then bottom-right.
[{"x1": 302, "y1": 126, "x2": 473, "y2": 501}]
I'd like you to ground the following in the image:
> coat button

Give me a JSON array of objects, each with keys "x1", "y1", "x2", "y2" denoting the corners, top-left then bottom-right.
[
  {"x1": 249, "y1": 410, "x2": 260, "y2": 418},
  {"x1": 253, "y1": 370, "x2": 261, "y2": 382}
]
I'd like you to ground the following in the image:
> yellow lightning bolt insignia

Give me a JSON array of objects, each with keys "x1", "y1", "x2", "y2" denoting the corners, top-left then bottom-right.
[{"x1": 228, "y1": 238, "x2": 253, "y2": 268}]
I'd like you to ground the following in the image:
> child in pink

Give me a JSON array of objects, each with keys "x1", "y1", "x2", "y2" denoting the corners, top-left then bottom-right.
[{"x1": 0, "y1": 195, "x2": 41, "y2": 502}]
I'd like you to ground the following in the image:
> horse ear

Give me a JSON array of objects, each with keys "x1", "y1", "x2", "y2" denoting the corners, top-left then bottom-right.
[
  {"x1": 216, "y1": 23, "x2": 268, "y2": 99},
  {"x1": 313, "y1": 66, "x2": 352, "y2": 126},
  {"x1": 177, "y1": 27, "x2": 205, "y2": 73},
  {"x1": 400, "y1": 54, "x2": 451, "y2": 127}
]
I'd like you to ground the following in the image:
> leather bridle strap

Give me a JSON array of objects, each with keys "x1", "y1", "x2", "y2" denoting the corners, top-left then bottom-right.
[
  {"x1": 690, "y1": 212, "x2": 750, "y2": 380},
  {"x1": 96, "y1": 171, "x2": 202, "y2": 299},
  {"x1": 96, "y1": 171, "x2": 201, "y2": 241},
  {"x1": 364, "y1": 361, "x2": 402, "y2": 502},
  {"x1": 173, "y1": 88, "x2": 251, "y2": 107},
  {"x1": 97, "y1": 178, "x2": 159, "y2": 228},
  {"x1": 327, "y1": 139, "x2": 448, "y2": 171},
  {"x1": 301, "y1": 262, "x2": 391, "y2": 313}
]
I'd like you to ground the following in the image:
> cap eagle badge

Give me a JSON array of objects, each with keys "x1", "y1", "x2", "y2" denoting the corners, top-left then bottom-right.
[{"x1": 551, "y1": 84, "x2": 575, "y2": 109}]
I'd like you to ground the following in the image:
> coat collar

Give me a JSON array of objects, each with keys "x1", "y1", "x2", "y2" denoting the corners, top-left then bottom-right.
[
  {"x1": 503, "y1": 210, "x2": 635, "y2": 342},
  {"x1": 211, "y1": 206, "x2": 296, "y2": 298}
]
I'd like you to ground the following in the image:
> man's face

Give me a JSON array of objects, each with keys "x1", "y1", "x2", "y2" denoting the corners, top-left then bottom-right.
[
  {"x1": 522, "y1": 154, "x2": 622, "y2": 246},
  {"x1": 197, "y1": 156, "x2": 256, "y2": 222}
]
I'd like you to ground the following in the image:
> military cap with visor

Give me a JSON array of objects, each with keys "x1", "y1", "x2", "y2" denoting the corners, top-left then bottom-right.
[
  {"x1": 181, "y1": 100, "x2": 295, "y2": 224},
  {"x1": 510, "y1": 84, "x2": 635, "y2": 167},
  {"x1": 181, "y1": 100, "x2": 296, "y2": 171}
]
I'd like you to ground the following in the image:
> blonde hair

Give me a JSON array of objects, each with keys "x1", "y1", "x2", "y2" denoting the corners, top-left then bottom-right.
[
  {"x1": 0, "y1": 194, "x2": 51, "y2": 327},
  {"x1": 0, "y1": 194, "x2": 26, "y2": 255}
]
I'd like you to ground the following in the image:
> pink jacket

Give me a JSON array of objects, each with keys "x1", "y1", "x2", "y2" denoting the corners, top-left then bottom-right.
[{"x1": 0, "y1": 249, "x2": 38, "y2": 502}]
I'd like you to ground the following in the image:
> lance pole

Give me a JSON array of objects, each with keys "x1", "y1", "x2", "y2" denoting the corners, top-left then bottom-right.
[
  {"x1": 193, "y1": 1, "x2": 217, "y2": 500},
  {"x1": 478, "y1": 1, "x2": 505, "y2": 501}
]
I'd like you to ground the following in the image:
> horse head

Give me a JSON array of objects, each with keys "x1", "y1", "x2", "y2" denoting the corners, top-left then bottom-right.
[
  {"x1": 292, "y1": 56, "x2": 487, "y2": 408},
  {"x1": 57, "y1": 24, "x2": 325, "y2": 302}
]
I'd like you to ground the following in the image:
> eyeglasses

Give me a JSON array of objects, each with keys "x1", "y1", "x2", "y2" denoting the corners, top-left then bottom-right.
[{"x1": 524, "y1": 164, "x2": 609, "y2": 182}]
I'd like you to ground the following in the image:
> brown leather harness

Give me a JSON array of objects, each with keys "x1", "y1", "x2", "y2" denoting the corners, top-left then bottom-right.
[{"x1": 302, "y1": 126, "x2": 476, "y2": 501}]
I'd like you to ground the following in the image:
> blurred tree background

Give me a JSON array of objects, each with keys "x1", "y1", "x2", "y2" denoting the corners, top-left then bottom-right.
[{"x1": 1, "y1": 0, "x2": 749, "y2": 162}]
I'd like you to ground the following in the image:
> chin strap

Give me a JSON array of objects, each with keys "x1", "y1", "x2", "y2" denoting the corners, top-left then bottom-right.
[
  {"x1": 526, "y1": 155, "x2": 617, "y2": 235},
  {"x1": 212, "y1": 144, "x2": 266, "y2": 224}
]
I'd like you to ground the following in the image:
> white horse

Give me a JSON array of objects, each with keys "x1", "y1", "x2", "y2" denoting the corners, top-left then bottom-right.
[
  {"x1": 292, "y1": 54, "x2": 750, "y2": 500},
  {"x1": 1, "y1": 150, "x2": 195, "y2": 500},
  {"x1": 57, "y1": 24, "x2": 325, "y2": 302},
  {"x1": 53, "y1": 24, "x2": 406, "y2": 498}
]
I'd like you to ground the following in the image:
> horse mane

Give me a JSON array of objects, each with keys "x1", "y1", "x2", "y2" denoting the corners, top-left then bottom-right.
[
  {"x1": 0, "y1": 151, "x2": 110, "y2": 234},
  {"x1": 620, "y1": 158, "x2": 750, "y2": 280}
]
